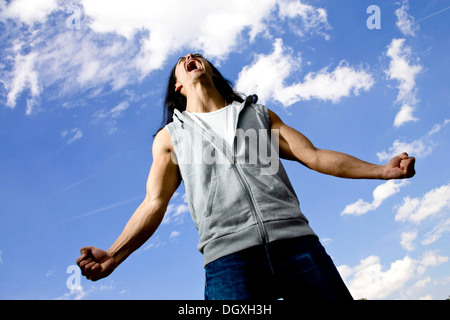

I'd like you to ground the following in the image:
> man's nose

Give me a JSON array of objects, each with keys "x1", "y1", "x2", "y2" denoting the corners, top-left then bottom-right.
[{"x1": 185, "y1": 53, "x2": 194, "y2": 61}]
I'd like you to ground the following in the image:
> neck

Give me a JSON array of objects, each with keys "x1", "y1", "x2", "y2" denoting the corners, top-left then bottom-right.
[{"x1": 184, "y1": 80, "x2": 226, "y2": 113}]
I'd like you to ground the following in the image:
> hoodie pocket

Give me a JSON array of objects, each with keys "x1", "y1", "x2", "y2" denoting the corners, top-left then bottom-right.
[
  {"x1": 239, "y1": 164, "x2": 301, "y2": 222},
  {"x1": 203, "y1": 176, "x2": 218, "y2": 224},
  {"x1": 200, "y1": 166, "x2": 256, "y2": 239}
]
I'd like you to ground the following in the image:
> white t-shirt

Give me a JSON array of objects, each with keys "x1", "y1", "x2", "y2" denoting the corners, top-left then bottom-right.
[{"x1": 184, "y1": 102, "x2": 241, "y2": 150}]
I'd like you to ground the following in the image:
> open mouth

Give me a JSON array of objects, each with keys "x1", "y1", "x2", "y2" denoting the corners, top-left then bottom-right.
[{"x1": 186, "y1": 59, "x2": 200, "y2": 72}]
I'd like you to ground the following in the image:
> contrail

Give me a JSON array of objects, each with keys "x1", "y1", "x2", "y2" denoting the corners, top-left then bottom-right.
[
  {"x1": 72, "y1": 196, "x2": 142, "y2": 221},
  {"x1": 49, "y1": 173, "x2": 101, "y2": 197},
  {"x1": 416, "y1": 6, "x2": 450, "y2": 23},
  {"x1": 2, "y1": 196, "x2": 143, "y2": 245}
]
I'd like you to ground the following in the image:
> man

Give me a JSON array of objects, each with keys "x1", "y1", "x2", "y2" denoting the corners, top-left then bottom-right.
[{"x1": 77, "y1": 53, "x2": 415, "y2": 300}]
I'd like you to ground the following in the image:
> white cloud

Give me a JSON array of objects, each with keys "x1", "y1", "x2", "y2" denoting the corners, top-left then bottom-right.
[
  {"x1": 5, "y1": 51, "x2": 40, "y2": 114},
  {"x1": 235, "y1": 38, "x2": 299, "y2": 104},
  {"x1": 376, "y1": 138, "x2": 432, "y2": 161},
  {"x1": 428, "y1": 119, "x2": 450, "y2": 136},
  {"x1": 386, "y1": 39, "x2": 421, "y2": 103},
  {"x1": 110, "y1": 101, "x2": 130, "y2": 119},
  {"x1": 422, "y1": 218, "x2": 450, "y2": 246},
  {"x1": 82, "y1": 0, "x2": 330, "y2": 65},
  {"x1": 1, "y1": 0, "x2": 332, "y2": 113},
  {"x1": 320, "y1": 238, "x2": 333, "y2": 246},
  {"x1": 235, "y1": 38, "x2": 373, "y2": 106},
  {"x1": 45, "y1": 269, "x2": 55, "y2": 277},
  {"x1": 377, "y1": 118, "x2": 449, "y2": 161},
  {"x1": 394, "y1": 104, "x2": 417, "y2": 127},
  {"x1": 61, "y1": 128, "x2": 83, "y2": 144},
  {"x1": 278, "y1": 0, "x2": 325, "y2": 21},
  {"x1": 341, "y1": 180, "x2": 409, "y2": 216},
  {"x1": 55, "y1": 284, "x2": 87, "y2": 300},
  {"x1": 162, "y1": 203, "x2": 189, "y2": 225},
  {"x1": 395, "y1": 184, "x2": 450, "y2": 224},
  {"x1": 414, "y1": 276, "x2": 431, "y2": 288},
  {"x1": 92, "y1": 101, "x2": 131, "y2": 134},
  {"x1": 77, "y1": 61, "x2": 101, "y2": 84},
  {"x1": 38, "y1": 31, "x2": 139, "y2": 93},
  {"x1": 395, "y1": 0, "x2": 419, "y2": 37},
  {"x1": 169, "y1": 231, "x2": 181, "y2": 239},
  {"x1": 292, "y1": 62, "x2": 373, "y2": 104},
  {"x1": 55, "y1": 279, "x2": 116, "y2": 300},
  {"x1": 81, "y1": 0, "x2": 279, "y2": 73},
  {"x1": 385, "y1": 38, "x2": 422, "y2": 127},
  {"x1": 400, "y1": 230, "x2": 418, "y2": 251},
  {"x1": 338, "y1": 251, "x2": 448, "y2": 300},
  {"x1": 0, "y1": 25, "x2": 139, "y2": 114},
  {"x1": 338, "y1": 255, "x2": 417, "y2": 300},
  {"x1": 420, "y1": 250, "x2": 448, "y2": 267},
  {"x1": 277, "y1": 0, "x2": 330, "y2": 39},
  {"x1": 0, "y1": 0, "x2": 58, "y2": 25},
  {"x1": 143, "y1": 237, "x2": 167, "y2": 251}
]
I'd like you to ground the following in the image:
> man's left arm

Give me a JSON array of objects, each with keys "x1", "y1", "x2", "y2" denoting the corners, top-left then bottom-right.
[{"x1": 268, "y1": 109, "x2": 415, "y2": 180}]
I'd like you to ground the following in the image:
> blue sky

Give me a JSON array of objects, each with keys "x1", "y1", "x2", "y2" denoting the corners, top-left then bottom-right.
[{"x1": 0, "y1": 0, "x2": 449, "y2": 300}]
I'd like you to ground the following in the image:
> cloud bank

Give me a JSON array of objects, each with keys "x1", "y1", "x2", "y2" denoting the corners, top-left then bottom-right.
[
  {"x1": 341, "y1": 180, "x2": 410, "y2": 216},
  {"x1": 395, "y1": 184, "x2": 450, "y2": 224},
  {"x1": 338, "y1": 251, "x2": 448, "y2": 300},
  {"x1": 0, "y1": 0, "x2": 332, "y2": 114},
  {"x1": 235, "y1": 38, "x2": 373, "y2": 107},
  {"x1": 385, "y1": 38, "x2": 422, "y2": 127}
]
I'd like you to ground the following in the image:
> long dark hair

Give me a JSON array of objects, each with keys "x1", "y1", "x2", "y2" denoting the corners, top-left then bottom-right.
[{"x1": 156, "y1": 55, "x2": 244, "y2": 134}]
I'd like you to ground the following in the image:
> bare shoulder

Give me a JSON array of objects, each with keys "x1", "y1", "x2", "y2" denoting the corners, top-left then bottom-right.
[
  {"x1": 267, "y1": 108, "x2": 284, "y2": 129},
  {"x1": 153, "y1": 128, "x2": 174, "y2": 154}
]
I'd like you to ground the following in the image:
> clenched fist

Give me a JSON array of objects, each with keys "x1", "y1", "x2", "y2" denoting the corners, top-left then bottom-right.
[
  {"x1": 383, "y1": 152, "x2": 416, "y2": 180},
  {"x1": 76, "y1": 246, "x2": 117, "y2": 281}
]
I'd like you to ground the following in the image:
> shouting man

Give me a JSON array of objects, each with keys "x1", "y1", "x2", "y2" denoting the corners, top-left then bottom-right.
[{"x1": 77, "y1": 53, "x2": 415, "y2": 300}]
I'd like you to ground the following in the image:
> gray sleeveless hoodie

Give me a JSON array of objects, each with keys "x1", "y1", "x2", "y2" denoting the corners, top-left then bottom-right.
[{"x1": 165, "y1": 97, "x2": 316, "y2": 266}]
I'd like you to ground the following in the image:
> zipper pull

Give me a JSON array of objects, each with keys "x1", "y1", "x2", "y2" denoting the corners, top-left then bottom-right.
[{"x1": 244, "y1": 94, "x2": 258, "y2": 107}]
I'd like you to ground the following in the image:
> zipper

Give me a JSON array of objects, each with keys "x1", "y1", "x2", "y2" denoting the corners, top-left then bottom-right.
[
  {"x1": 232, "y1": 137, "x2": 269, "y2": 244},
  {"x1": 174, "y1": 107, "x2": 269, "y2": 244}
]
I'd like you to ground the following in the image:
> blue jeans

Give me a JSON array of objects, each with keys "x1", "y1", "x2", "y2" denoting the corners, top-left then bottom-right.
[{"x1": 204, "y1": 236, "x2": 353, "y2": 300}]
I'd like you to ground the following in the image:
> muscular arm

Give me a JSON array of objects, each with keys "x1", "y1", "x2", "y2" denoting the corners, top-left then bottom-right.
[
  {"x1": 77, "y1": 128, "x2": 181, "y2": 280},
  {"x1": 106, "y1": 128, "x2": 181, "y2": 265},
  {"x1": 269, "y1": 110, "x2": 415, "y2": 180}
]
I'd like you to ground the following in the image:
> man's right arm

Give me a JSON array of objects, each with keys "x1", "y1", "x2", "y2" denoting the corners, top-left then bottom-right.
[{"x1": 77, "y1": 128, "x2": 181, "y2": 281}]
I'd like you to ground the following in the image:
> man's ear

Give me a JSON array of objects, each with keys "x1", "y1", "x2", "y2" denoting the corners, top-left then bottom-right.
[{"x1": 175, "y1": 82, "x2": 183, "y2": 92}]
